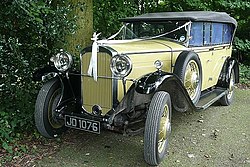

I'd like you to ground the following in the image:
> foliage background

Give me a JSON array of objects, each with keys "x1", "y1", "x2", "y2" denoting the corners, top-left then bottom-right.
[
  {"x1": 0, "y1": 0, "x2": 76, "y2": 152},
  {"x1": 0, "y1": 0, "x2": 249, "y2": 153}
]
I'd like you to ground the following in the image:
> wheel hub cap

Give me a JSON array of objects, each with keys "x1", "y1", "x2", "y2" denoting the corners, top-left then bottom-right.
[
  {"x1": 48, "y1": 89, "x2": 64, "y2": 129},
  {"x1": 158, "y1": 105, "x2": 170, "y2": 153}
]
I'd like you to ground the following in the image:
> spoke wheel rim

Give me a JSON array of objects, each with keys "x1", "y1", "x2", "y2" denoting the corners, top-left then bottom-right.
[
  {"x1": 227, "y1": 71, "x2": 235, "y2": 99},
  {"x1": 158, "y1": 104, "x2": 170, "y2": 153},
  {"x1": 184, "y1": 60, "x2": 200, "y2": 101},
  {"x1": 48, "y1": 89, "x2": 64, "y2": 129}
]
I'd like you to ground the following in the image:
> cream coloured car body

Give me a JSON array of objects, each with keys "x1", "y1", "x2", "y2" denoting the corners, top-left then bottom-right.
[{"x1": 81, "y1": 39, "x2": 232, "y2": 114}]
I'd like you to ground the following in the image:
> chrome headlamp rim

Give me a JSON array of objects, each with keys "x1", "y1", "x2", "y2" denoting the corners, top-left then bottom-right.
[
  {"x1": 50, "y1": 51, "x2": 73, "y2": 72},
  {"x1": 110, "y1": 54, "x2": 132, "y2": 78}
]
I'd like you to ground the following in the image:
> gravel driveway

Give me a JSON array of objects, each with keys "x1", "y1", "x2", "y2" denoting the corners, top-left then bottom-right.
[{"x1": 36, "y1": 89, "x2": 250, "y2": 167}]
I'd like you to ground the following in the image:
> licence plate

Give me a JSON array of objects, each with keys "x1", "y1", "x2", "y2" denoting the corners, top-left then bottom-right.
[{"x1": 65, "y1": 115, "x2": 100, "y2": 134}]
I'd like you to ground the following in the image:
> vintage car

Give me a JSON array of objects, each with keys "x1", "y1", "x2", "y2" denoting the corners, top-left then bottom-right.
[{"x1": 33, "y1": 11, "x2": 238, "y2": 165}]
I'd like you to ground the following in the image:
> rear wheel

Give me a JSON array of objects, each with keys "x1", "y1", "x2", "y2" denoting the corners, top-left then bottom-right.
[
  {"x1": 35, "y1": 78, "x2": 67, "y2": 138},
  {"x1": 220, "y1": 70, "x2": 235, "y2": 106},
  {"x1": 174, "y1": 52, "x2": 202, "y2": 104},
  {"x1": 144, "y1": 91, "x2": 172, "y2": 166}
]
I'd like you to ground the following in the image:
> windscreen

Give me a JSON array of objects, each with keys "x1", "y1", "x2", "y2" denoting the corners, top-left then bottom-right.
[{"x1": 113, "y1": 21, "x2": 188, "y2": 43}]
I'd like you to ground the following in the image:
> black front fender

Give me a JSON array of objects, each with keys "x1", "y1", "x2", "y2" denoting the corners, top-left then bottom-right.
[
  {"x1": 135, "y1": 71, "x2": 196, "y2": 112},
  {"x1": 135, "y1": 71, "x2": 169, "y2": 94},
  {"x1": 110, "y1": 70, "x2": 196, "y2": 125},
  {"x1": 33, "y1": 65, "x2": 58, "y2": 81},
  {"x1": 33, "y1": 65, "x2": 81, "y2": 107}
]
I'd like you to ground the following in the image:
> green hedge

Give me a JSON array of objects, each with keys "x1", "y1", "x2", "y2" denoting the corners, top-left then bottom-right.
[{"x1": 0, "y1": 0, "x2": 76, "y2": 151}]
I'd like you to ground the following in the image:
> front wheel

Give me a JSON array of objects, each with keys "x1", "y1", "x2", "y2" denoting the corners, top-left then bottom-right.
[
  {"x1": 144, "y1": 91, "x2": 172, "y2": 166},
  {"x1": 35, "y1": 78, "x2": 67, "y2": 138}
]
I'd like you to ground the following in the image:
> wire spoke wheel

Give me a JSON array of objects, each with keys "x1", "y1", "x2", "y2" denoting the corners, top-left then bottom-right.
[
  {"x1": 144, "y1": 91, "x2": 172, "y2": 166},
  {"x1": 184, "y1": 60, "x2": 200, "y2": 101},
  {"x1": 35, "y1": 78, "x2": 67, "y2": 138},
  {"x1": 174, "y1": 52, "x2": 202, "y2": 104},
  {"x1": 48, "y1": 88, "x2": 64, "y2": 129},
  {"x1": 220, "y1": 70, "x2": 235, "y2": 106},
  {"x1": 227, "y1": 70, "x2": 235, "y2": 99},
  {"x1": 158, "y1": 104, "x2": 170, "y2": 153}
]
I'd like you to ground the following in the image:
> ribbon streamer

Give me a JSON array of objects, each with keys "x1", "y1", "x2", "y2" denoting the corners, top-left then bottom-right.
[{"x1": 87, "y1": 32, "x2": 101, "y2": 81}]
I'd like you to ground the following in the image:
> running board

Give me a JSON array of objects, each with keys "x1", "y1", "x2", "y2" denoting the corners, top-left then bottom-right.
[{"x1": 196, "y1": 88, "x2": 227, "y2": 111}]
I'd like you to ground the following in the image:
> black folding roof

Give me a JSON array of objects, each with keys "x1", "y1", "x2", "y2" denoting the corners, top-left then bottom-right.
[{"x1": 121, "y1": 11, "x2": 237, "y2": 27}]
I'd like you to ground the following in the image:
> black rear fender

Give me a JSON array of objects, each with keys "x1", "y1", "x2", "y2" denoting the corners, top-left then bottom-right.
[{"x1": 216, "y1": 57, "x2": 239, "y2": 88}]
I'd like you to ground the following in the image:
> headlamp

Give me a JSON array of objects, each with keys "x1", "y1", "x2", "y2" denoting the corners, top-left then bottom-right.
[
  {"x1": 50, "y1": 51, "x2": 73, "y2": 72},
  {"x1": 110, "y1": 54, "x2": 132, "y2": 78}
]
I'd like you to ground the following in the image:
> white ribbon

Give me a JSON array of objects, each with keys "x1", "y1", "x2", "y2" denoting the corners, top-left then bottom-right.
[
  {"x1": 108, "y1": 24, "x2": 126, "y2": 40},
  {"x1": 87, "y1": 32, "x2": 101, "y2": 81},
  {"x1": 87, "y1": 21, "x2": 191, "y2": 81}
]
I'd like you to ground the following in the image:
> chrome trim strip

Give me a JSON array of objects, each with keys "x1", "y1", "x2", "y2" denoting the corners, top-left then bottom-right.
[
  {"x1": 69, "y1": 72, "x2": 135, "y2": 82},
  {"x1": 122, "y1": 43, "x2": 231, "y2": 55}
]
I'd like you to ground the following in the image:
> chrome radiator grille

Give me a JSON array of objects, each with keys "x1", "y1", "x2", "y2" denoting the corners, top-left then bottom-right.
[{"x1": 81, "y1": 52, "x2": 113, "y2": 114}]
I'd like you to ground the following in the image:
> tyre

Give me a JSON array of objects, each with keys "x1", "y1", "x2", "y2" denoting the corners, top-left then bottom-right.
[
  {"x1": 220, "y1": 70, "x2": 235, "y2": 106},
  {"x1": 35, "y1": 78, "x2": 67, "y2": 138},
  {"x1": 144, "y1": 91, "x2": 172, "y2": 166},
  {"x1": 174, "y1": 52, "x2": 202, "y2": 104}
]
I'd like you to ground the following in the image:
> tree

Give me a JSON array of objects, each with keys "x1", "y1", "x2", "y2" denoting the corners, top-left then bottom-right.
[{"x1": 64, "y1": 0, "x2": 93, "y2": 55}]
